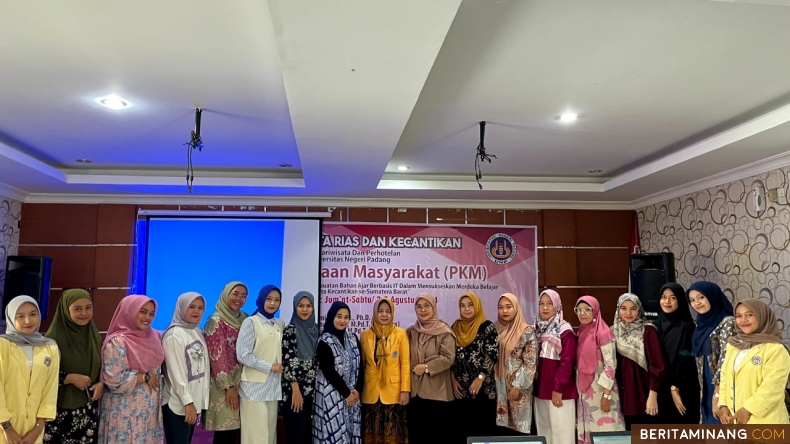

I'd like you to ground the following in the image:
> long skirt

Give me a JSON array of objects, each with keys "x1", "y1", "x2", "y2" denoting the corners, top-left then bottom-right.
[{"x1": 362, "y1": 402, "x2": 408, "y2": 444}]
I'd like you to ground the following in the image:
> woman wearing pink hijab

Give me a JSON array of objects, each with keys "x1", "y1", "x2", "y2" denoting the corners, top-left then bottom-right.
[
  {"x1": 574, "y1": 296, "x2": 624, "y2": 444},
  {"x1": 97, "y1": 295, "x2": 166, "y2": 444}
]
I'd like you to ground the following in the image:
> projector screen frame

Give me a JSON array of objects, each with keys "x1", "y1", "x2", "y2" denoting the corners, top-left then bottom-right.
[{"x1": 132, "y1": 213, "x2": 325, "y2": 329}]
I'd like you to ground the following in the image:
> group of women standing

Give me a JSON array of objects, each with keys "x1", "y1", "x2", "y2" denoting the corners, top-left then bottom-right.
[{"x1": 1, "y1": 278, "x2": 789, "y2": 444}]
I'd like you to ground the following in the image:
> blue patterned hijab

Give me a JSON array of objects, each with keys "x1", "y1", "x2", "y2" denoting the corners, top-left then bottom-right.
[{"x1": 688, "y1": 281, "x2": 733, "y2": 356}]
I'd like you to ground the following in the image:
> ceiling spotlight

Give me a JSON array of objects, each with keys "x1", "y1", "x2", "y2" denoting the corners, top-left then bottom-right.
[
  {"x1": 279, "y1": 163, "x2": 293, "y2": 168},
  {"x1": 97, "y1": 94, "x2": 130, "y2": 110},
  {"x1": 76, "y1": 159, "x2": 92, "y2": 163},
  {"x1": 588, "y1": 169, "x2": 602, "y2": 174},
  {"x1": 397, "y1": 166, "x2": 409, "y2": 171},
  {"x1": 557, "y1": 112, "x2": 578, "y2": 123}
]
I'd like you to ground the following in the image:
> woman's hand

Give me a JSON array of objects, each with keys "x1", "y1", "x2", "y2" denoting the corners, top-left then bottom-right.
[
  {"x1": 184, "y1": 403, "x2": 198, "y2": 425},
  {"x1": 668, "y1": 389, "x2": 684, "y2": 416},
  {"x1": 20, "y1": 422, "x2": 44, "y2": 444},
  {"x1": 646, "y1": 390, "x2": 658, "y2": 416},
  {"x1": 413, "y1": 364, "x2": 427, "y2": 376},
  {"x1": 507, "y1": 387, "x2": 521, "y2": 402},
  {"x1": 468, "y1": 378, "x2": 483, "y2": 397},
  {"x1": 226, "y1": 387, "x2": 240, "y2": 411},
  {"x1": 89, "y1": 382, "x2": 105, "y2": 401},
  {"x1": 146, "y1": 373, "x2": 160, "y2": 391},
  {"x1": 271, "y1": 364, "x2": 284, "y2": 374},
  {"x1": 345, "y1": 391, "x2": 358, "y2": 407},
  {"x1": 734, "y1": 408, "x2": 752, "y2": 425},
  {"x1": 399, "y1": 391, "x2": 410, "y2": 406},
  {"x1": 451, "y1": 375, "x2": 463, "y2": 399},
  {"x1": 718, "y1": 406, "x2": 733, "y2": 424},
  {"x1": 600, "y1": 395, "x2": 611, "y2": 413},
  {"x1": 551, "y1": 391, "x2": 563, "y2": 408},
  {"x1": 3, "y1": 426, "x2": 22, "y2": 444},
  {"x1": 712, "y1": 389, "x2": 720, "y2": 419},
  {"x1": 291, "y1": 384, "x2": 304, "y2": 412},
  {"x1": 65, "y1": 373, "x2": 92, "y2": 390}
]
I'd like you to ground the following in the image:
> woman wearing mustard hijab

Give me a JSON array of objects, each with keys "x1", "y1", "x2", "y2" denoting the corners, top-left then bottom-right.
[
  {"x1": 360, "y1": 298, "x2": 410, "y2": 444},
  {"x1": 44, "y1": 289, "x2": 103, "y2": 444},
  {"x1": 450, "y1": 292, "x2": 499, "y2": 441}
]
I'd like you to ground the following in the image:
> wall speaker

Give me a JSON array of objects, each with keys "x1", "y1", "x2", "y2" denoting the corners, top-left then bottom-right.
[
  {"x1": 2, "y1": 256, "x2": 53, "y2": 320},
  {"x1": 630, "y1": 252, "x2": 675, "y2": 320}
]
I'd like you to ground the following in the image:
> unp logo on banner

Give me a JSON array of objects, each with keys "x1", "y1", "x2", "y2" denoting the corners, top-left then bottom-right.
[{"x1": 486, "y1": 233, "x2": 517, "y2": 265}]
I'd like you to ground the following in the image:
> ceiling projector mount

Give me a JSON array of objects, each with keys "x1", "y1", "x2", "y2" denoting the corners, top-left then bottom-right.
[
  {"x1": 185, "y1": 108, "x2": 204, "y2": 193},
  {"x1": 474, "y1": 120, "x2": 497, "y2": 190}
]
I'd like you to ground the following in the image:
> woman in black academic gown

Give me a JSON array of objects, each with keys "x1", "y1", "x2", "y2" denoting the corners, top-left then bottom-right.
[{"x1": 654, "y1": 283, "x2": 700, "y2": 424}]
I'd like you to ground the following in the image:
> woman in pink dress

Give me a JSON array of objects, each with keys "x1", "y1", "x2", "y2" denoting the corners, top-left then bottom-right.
[
  {"x1": 203, "y1": 282, "x2": 249, "y2": 444},
  {"x1": 97, "y1": 295, "x2": 165, "y2": 444}
]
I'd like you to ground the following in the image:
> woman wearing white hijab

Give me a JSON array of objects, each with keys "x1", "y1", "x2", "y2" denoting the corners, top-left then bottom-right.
[
  {"x1": 161, "y1": 292, "x2": 210, "y2": 444},
  {"x1": 0, "y1": 296, "x2": 60, "y2": 444}
]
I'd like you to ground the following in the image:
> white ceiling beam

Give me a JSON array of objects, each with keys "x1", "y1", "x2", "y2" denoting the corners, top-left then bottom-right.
[
  {"x1": 604, "y1": 102, "x2": 790, "y2": 191},
  {"x1": 0, "y1": 141, "x2": 66, "y2": 182}
]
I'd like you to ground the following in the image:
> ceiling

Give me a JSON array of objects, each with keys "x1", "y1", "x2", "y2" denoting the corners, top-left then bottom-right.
[{"x1": 3, "y1": 0, "x2": 790, "y2": 209}]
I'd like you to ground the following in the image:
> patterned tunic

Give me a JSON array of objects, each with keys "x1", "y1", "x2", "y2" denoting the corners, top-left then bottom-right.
[
  {"x1": 576, "y1": 340, "x2": 625, "y2": 444},
  {"x1": 203, "y1": 316, "x2": 243, "y2": 431},
  {"x1": 495, "y1": 326, "x2": 537, "y2": 433},
  {"x1": 97, "y1": 337, "x2": 163, "y2": 444},
  {"x1": 695, "y1": 316, "x2": 735, "y2": 423},
  {"x1": 281, "y1": 324, "x2": 316, "y2": 403},
  {"x1": 452, "y1": 320, "x2": 499, "y2": 400},
  {"x1": 44, "y1": 375, "x2": 99, "y2": 444},
  {"x1": 313, "y1": 331, "x2": 361, "y2": 444}
]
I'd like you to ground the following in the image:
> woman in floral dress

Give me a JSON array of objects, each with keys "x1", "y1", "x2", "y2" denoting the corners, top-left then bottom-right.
[
  {"x1": 281, "y1": 291, "x2": 318, "y2": 444},
  {"x1": 494, "y1": 292, "x2": 537, "y2": 435},
  {"x1": 574, "y1": 296, "x2": 624, "y2": 444},
  {"x1": 204, "y1": 282, "x2": 249, "y2": 444},
  {"x1": 44, "y1": 289, "x2": 104, "y2": 444},
  {"x1": 450, "y1": 292, "x2": 499, "y2": 442},
  {"x1": 97, "y1": 295, "x2": 165, "y2": 444}
]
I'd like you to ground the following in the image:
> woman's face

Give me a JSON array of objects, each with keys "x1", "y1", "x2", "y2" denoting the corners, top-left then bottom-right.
[
  {"x1": 498, "y1": 297, "x2": 516, "y2": 323},
  {"x1": 660, "y1": 289, "x2": 679, "y2": 314},
  {"x1": 376, "y1": 301, "x2": 392, "y2": 325},
  {"x1": 136, "y1": 301, "x2": 156, "y2": 330},
  {"x1": 296, "y1": 297, "x2": 314, "y2": 321},
  {"x1": 575, "y1": 302, "x2": 593, "y2": 325},
  {"x1": 264, "y1": 290, "x2": 281, "y2": 315},
  {"x1": 539, "y1": 294, "x2": 554, "y2": 321},
  {"x1": 618, "y1": 300, "x2": 639, "y2": 324},
  {"x1": 69, "y1": 298, "x2": 94, "y2": 327},
  {"x1": 227, "y1": 285, "x2": 248, "y2": 311},
  {"x1": 688, "y1": 290, "x2": 711, "y2": 315},
  {"x1": 735, "y1": 304, "x2": 758, "y2": 335},
  {"x1": 14, "y1": 302, "x2": 40, "y2": 334},
  {"x1": 186, "y1": 297, "x2": 205, "y2": 323},
  {"x1": 415, "y1": 298, "x2": 434, "y2": 322},
  {"x1": 459, "y1": 296, "x2": 475, "y2": 320},
  {"x1": 333, "y1": 308, "x2": 350, "y2": 330}
]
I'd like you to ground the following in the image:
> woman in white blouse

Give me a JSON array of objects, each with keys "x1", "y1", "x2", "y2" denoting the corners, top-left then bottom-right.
[
  {"x1": 236, "y1": 285, "x2": 285, "y2": 444},
  {"x1": 161, "y1": 292, "x2": 210, "y2": 444}
]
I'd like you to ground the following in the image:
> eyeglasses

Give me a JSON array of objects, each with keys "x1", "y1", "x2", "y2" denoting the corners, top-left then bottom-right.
[
  {"x1": 574, "y1": 308, "x2": 592, "y2": 314},
  {"x1": 415, "y1": 304, "x2": 431, "y2": 311},
  {"x1": 229, "y1": 291, "x2": 248, "y2": 300}
]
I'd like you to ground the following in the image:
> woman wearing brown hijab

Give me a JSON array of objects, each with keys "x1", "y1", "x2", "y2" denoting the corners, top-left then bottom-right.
[
  {"x1": 406, "y1": 293, "x2": 456, "y2": 444},
  {"x1": 450, "y1": 292, "x2": 499, "y2": 442},
  {"x1": 717, "y1": 298, "x2": 790, "y2": 424}
]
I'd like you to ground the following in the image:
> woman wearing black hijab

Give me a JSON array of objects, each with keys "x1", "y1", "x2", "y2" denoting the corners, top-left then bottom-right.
[{"x1": 654, "y1": 283, "x2": 700, "y2": 424}]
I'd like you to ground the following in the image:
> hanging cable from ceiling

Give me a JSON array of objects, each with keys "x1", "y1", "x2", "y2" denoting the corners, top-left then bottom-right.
[
  {"x1": 474, "y1": 121, "x2": 497, "y2": 190},
  {"x1": 185, "y1": 108, "x2": 203, "y2": 193}
]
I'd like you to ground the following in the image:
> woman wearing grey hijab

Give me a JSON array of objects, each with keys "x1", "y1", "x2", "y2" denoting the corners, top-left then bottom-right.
[
  {"x1": 281, "y1": 291, "x2": 319, "y2": 444},
  {"x1": 0, "y1": 295, "x2": 60, "y2": 444},
  {"x1": 161, "y1": 292, "x2": 210, "y2": 444}
]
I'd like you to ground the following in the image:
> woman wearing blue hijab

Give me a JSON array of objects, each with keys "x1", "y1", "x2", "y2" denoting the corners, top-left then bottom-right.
[
  {"x1": 313, "y1": 301, "x2": 364, "y2": 444},
  {"x1": 236, "y1": 285, "x2": 285, "y2": 444},
  {"x1": 687, "y1": 281, "x2": 735, "y2": 424}
]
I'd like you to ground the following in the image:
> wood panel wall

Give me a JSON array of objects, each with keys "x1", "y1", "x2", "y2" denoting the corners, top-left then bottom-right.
[{"x1": 19, "y1": 203, "x2": 634, "y2": 329}]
